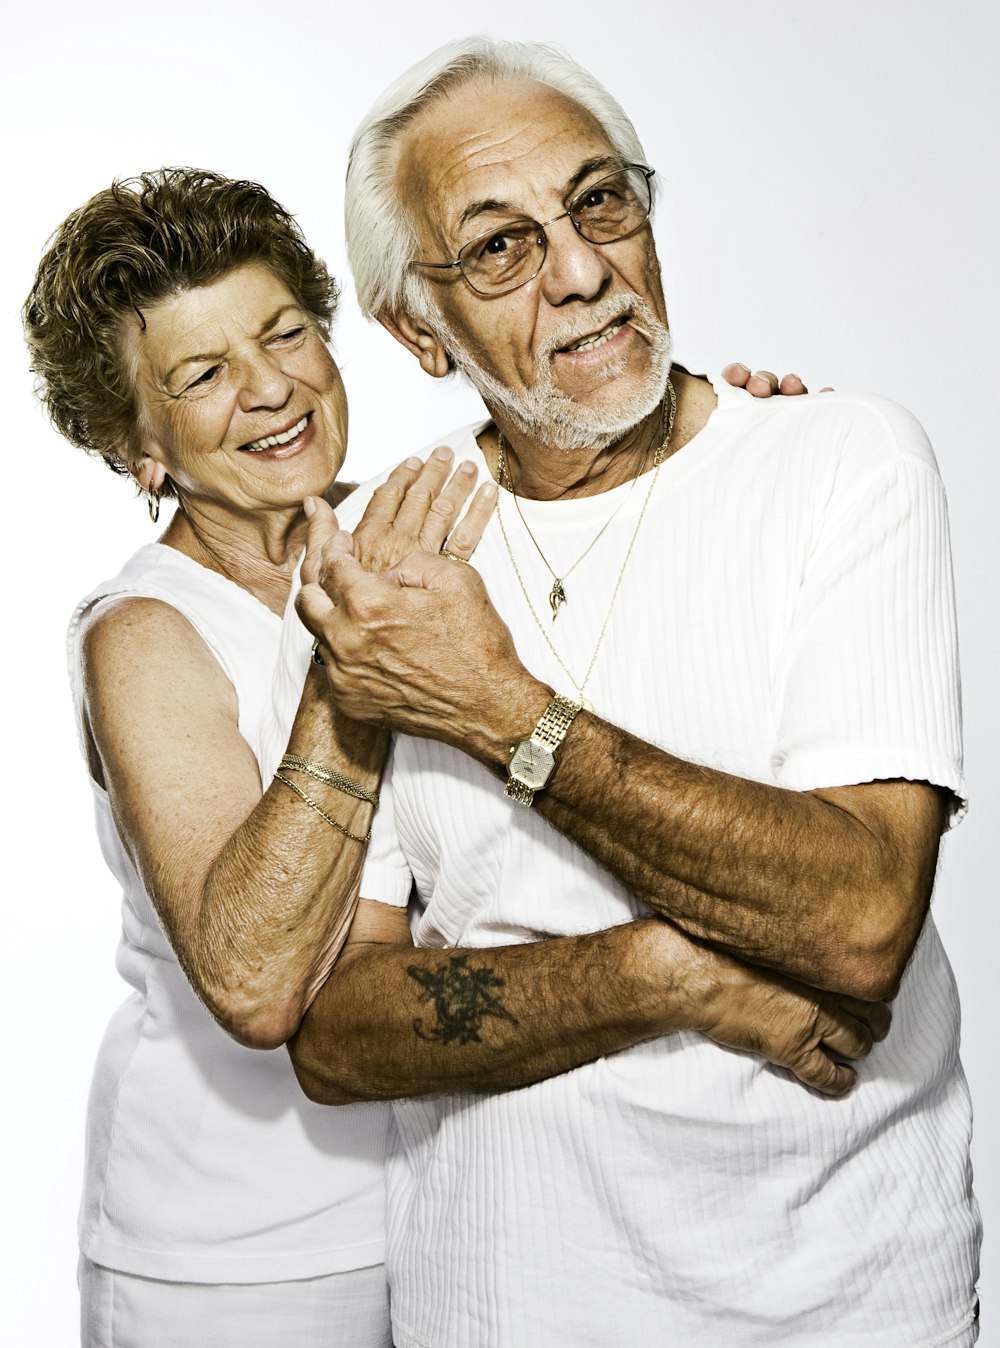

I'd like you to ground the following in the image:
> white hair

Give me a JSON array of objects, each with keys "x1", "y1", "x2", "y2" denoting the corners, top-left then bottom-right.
[{"x1": 345, "y1": 36, "x2": 652, "y2": 325}]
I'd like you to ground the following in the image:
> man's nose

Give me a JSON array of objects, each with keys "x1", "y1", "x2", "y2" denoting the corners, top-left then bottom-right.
[
  {"x1": 538, "y1": 216, "x2": 612, "y2": 306},
  {"x1": 236, "y1": 351, "x2": 294, "y2": 410}
]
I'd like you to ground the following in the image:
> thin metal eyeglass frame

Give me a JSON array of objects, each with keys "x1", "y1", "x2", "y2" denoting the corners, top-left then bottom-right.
[{"x1": 410, "y1": 164, "x2": 656, "y2": 297}]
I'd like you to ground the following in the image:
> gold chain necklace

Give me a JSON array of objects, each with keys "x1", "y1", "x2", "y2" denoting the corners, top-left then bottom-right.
[
  {"x1": 497, "y1": 438, "x2": 643, "y2": 620},
  {"x1": 493, "y1": 378, "x2": 676, "y2": 710}
]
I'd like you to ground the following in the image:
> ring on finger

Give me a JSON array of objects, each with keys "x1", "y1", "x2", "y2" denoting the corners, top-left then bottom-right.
[
  {"x1": 440, "y1": 548, "x2": 469, "y2": 563},
  {"x1": 311, "y1": 637, "x2": 325, "y2": 665}
]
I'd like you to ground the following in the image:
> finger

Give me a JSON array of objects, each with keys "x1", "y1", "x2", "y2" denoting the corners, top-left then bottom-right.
[
  {"x1": 301, "y1": 496, "x2": 341, "y2": 586},
  {"x1": 417, "y1": 460, "x2": 480, "y2": 553},
  {"x1": 816, "y1": 1011, "x2": 874, "y2": 1061},
  {"x1": 721, "y1": 362, "x2": 752, "y2": 389},
  {"x1": 316, "y1": 529, "x2": 361, "y2": 596},
  {"x1": 818, "y1": 993, "x2": 892, "y2": 1058},
  {"x1": 778, "y1": 373, "x2": 807, "y2": 396},
  {"x1": 746, "y1": 370, "x2": 780, "y2": 398},
  {"x1": 442, "y1": 481, "x2": 499, "y2": 559},
  {"x1": 787, "y1": 1046, "x2": 858, "y2": 1097},
  {"x1": 391, "y1": 445, "x2": 456, "y2": 537},
  {"x1": 389, "y1": 548, "x2": 458, "y2": 592},
  {"x1": 843, "y1": 996, "x2": 892, "y2": 1042},
  {"x1": 357, "y1": 456, "x2": 425, "y2": 528},
  {"x1": 296, "y1": 579, "x2": 337, "y2": 641},
  {"x1": 825, "y1": 994, "x2": 892, "y2": 1043}
]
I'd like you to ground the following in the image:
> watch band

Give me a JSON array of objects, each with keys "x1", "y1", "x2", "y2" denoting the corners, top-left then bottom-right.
[
  {"x1": 504, "y1": 776, "x2": 537, "y2": 806},
  {"x1": 532, "y1": 694, "x2": 582, "y2": 751},
  {"x1": 505, "y1": 693, "x2": 582, "y2": 806}
]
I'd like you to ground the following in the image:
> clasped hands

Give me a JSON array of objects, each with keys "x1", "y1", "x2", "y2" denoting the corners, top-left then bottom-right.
[{"x1": 298, "y1": 447, "x2": 532, "y2": 757}]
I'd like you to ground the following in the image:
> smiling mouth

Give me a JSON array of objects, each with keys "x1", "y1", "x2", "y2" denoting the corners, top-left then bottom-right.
[
  {"x1": 560, "y1": 319, "x2": 628, "y2": 355},
  {"x1": 242, "y1": 413, "x2": 310, "y2": 453}
]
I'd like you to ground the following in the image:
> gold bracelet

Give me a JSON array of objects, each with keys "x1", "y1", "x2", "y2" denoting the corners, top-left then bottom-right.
[
  {"x1": 273, "y1": 772, "x2": 372, "y2": 843},
  {"x1": 278, "y1": 754, "x2": 380, "y2": 807}
]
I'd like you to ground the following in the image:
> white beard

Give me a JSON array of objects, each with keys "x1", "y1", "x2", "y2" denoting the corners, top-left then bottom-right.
[{"x1": 438, "y1": 293, "x2": 673, "y2": 452}]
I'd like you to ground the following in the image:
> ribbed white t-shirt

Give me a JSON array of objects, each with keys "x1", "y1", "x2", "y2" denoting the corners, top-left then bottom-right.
[
  {"x1": 69, "y1": 544, "x2": 393, "y2": 1283},
  {"x1": 268, "y1": 375, "x2": 981, "y2": 1344}
]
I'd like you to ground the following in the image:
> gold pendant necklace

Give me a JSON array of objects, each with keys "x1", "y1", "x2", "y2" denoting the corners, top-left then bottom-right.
[
  {"x1": 493, "y1": 379, "x2": 676, "y2": 710},
  {"x1": 496, "y1": 440, "x2": 642, "y2": 621}
]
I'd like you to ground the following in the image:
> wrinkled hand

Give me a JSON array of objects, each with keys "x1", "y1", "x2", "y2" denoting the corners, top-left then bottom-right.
[
  {"x1": 693, "y1": 942, "x2": 890, "y2": 1096},
  {"x1": 325, "y1": 447, "x2": 497, "y2": 578},
  {"x1": 298, "y1": 536, "x2": 532, "y2": 752},
  {"x1": 723, "y1": 363, "x2": 837, "y2": 397}
]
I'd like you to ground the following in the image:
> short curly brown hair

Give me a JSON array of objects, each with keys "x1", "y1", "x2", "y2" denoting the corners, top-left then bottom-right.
[{"x1": 24, "y1": 167, "x2": 339, "y2": 493}]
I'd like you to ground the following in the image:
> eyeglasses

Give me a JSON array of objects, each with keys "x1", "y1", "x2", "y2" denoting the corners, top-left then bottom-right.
[{"x1": 410, "y1": 164, "x2": 655, "y2": 298}]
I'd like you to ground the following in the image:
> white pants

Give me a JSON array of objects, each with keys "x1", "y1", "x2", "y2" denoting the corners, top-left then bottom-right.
[{"x1": 79, "y1": 1256, "x2": 392, "y2": 1348}]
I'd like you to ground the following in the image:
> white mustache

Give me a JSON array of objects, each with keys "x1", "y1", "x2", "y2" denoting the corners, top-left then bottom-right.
[{"x1": 541, "y1": 295, "x2": 665, "y2": 361}]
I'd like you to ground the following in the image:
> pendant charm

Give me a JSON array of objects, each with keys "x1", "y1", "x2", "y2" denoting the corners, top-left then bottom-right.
[{"x1": 549, "y1": 578, "x2": 567, "y2": 620}]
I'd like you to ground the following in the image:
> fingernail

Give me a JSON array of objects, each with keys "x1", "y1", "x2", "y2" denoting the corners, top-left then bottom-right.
[
  {"x1": 458, "y1": 460, "x2": 477, "y2": 475},
  {"x1": 479, "y1": 482, "x2": 498, "y2": 500},
  {"x1": 404, "y1": 456, "x2": 421, "y2": 470},
  {"x1": 432, "y1": 445, "x2": 454, "y2": 462},
  {"x1": 303, "y1": 496, "x2": 316, "y2": 518},
  {"x1": 735, "y1": 363, "x2": 750, "y2": 376}
]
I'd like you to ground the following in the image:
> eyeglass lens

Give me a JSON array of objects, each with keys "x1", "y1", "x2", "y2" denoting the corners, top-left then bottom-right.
[{"x1": 460, "y1": 165, "x2": 652, "y2": 294}]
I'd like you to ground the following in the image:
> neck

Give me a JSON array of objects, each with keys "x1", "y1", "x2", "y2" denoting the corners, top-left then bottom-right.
[
  {"x1": 483, "y1": 367, "x2": 711, "y2": 501},
  {"x1": 161, "y1": 498, "x2": 309, "y2": 616}
]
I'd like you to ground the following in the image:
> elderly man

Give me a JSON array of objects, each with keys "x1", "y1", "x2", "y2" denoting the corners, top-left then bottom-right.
[{"x1": 272, "y1": 37, "x2": 980, "y2": 1348}]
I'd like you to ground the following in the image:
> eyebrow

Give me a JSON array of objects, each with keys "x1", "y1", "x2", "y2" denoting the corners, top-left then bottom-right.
[
  {"x1": 162, "y1": 304, "x2": 303, "y2": 385},
  {"x1": 455, "y1": 155, "x2": 623, "y2": 233}
]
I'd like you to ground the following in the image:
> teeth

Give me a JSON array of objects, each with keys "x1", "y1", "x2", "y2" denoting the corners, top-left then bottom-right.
[
  {"x1": 244, "y1": 414, "x2": 308, "y2": 453},
  {"x1": 567, "y1": 320, "x2": 625, "y2": 353}
]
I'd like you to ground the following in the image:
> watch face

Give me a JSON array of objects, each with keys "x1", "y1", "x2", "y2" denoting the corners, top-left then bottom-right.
[{"x1": 509, "y1": 737, "x2": 556, "y2": 790}]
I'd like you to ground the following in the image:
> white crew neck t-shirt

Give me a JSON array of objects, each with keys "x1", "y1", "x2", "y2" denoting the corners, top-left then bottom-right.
[{"x1": 268, "y1": 375, "x2": 980, "y2": 1346}]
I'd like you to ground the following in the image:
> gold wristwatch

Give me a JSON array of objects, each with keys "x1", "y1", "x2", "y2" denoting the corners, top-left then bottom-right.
[{"x1": 505, "y1": 694, "x2": 582, "y2": 806}]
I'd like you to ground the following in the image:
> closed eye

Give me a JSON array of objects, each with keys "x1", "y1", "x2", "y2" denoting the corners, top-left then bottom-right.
[
  {"x1": 184, "y1": 365, "x2": 220, "y2": 391},
  {"x1": 269, "y1": 325, "x2": 307, "y2": 345}
]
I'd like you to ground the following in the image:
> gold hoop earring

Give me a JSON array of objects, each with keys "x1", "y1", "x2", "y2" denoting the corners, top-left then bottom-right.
[{"x1": 147, "y1": 488, "x2": 161, "y2": 524}]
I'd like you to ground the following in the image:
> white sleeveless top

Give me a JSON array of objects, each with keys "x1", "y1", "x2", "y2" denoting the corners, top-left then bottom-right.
[{"x1": 68, "y1": 543, "x2": 392, "y2": 1283}]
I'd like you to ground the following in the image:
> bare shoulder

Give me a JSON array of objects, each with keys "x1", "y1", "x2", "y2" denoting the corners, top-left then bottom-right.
[{"x1": 81, "y1": 595, "x2": 238, "y2": 720}]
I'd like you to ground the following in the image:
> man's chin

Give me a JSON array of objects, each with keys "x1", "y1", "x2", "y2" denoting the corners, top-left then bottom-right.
[
  {"x1": 447, "y1": 327, "x2": 670, "y2": 451},
  {"x1": 528, "y1": 380, "x2": 670, "y2": 452}
]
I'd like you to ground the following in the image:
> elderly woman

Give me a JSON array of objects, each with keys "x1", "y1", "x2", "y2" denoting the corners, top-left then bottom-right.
[{"x1": 24, "y1": 167, "x2": 494, "y2": 1348}]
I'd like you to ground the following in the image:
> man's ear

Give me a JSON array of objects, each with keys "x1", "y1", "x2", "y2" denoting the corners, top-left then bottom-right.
[{"x1": 378, "y1": 310, "x2": 451, "y2": 379}]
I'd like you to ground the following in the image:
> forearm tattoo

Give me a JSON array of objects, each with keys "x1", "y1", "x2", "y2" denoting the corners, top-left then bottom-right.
[{"x1": 407, "y1": 955, "x2": 519, "y2": 1045}]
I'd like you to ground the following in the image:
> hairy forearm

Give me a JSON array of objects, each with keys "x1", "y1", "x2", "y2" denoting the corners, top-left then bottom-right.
[
  {"x1": 533, "y1": 713, "x2": 942, "y2": 998},
  {"x1": 187, "y1": 670, "x2": 387, "y2": 1047},
  {"x1": 289, "y1": 920, "x2": 683, "y2": 1103},
  {"x1": 440, "y1": 667, "x2": 939, "y2": 999},
  {"x1": 289, "y1": 914, "x2": 887, "y2": 1104}
]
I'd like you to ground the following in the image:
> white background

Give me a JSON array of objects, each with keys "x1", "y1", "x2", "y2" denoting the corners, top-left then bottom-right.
[{"x1": 2, "y1": 1, "x2": 996, "y2": 1341}]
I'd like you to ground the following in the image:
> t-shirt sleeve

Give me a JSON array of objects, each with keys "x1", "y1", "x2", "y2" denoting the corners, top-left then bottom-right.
[
  {"x1": 771, "y1": 420, "x2": 965, "y2": 824},
  {"x1": 360, "y1": 744, "x2": 414, "y2": 907}
]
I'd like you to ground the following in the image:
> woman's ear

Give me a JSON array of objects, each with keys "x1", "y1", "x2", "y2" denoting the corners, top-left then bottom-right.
[{"x1": 129, "y1": 455, "x2": 168, "y2": 494}]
